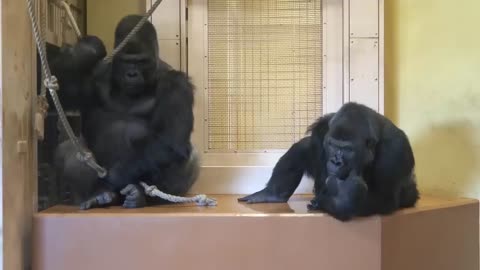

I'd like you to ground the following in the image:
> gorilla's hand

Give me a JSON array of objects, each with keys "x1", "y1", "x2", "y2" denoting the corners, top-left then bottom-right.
[
  {"x1": 74, "y1": 36, "x2": 107, "y2": 65},
  {"x1": 308, "y1": 174, "x2": 368, "y2": 221},
  {"x1": 57, "y1": 35, "x2": 106, "y2": 72},
  {"x1": 238, "y1": 188, "x2": 289, "y2": 204},
  {"x1": 49, "y1": 35, "x2": 108, "y2": 109}
]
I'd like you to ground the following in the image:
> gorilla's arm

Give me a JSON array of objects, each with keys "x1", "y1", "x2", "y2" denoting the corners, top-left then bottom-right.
[
  {"x1": 364, "y1": 124, "x2": 418, "y2": 214},
  {"x1": 49, "y1": 36, "x2": 107, "y2": 109},
  {"x1": 238, "y1": 137, "x2": 310, "y2": 203},
  {"x1": 308, "y1": 174, "x2": 368, "y2": 221},
  {"x1": 105, "y1": 70, "x2": 195, "y2": 190},
  {"x1": 239, "y1": 113, "x2": 334, "y2": 204},
  {"x1": 150, "y1": 70, "x2": 195, "y2": 155}
]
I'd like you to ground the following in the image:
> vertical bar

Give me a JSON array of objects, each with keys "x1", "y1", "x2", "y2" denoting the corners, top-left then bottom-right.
[
  {"x1": 378, "y1": 0, "x2": 384, "y2": 114},
  {"x1": 202, "y1": 0, "x2": 209, "y2": 152}
]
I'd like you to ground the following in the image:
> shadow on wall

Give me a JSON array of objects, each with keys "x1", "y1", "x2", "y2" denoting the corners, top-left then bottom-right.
[{"x1": 412, "y1": 121, "x2": 479, "y2": 198}]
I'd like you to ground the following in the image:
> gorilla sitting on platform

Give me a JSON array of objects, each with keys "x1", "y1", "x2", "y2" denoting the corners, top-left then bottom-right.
[
  {"x1": 52, "y1": 15, "x2": 198, "y2": 209},
  {"x1": 239, "y1": 102, "x2": 419, "y2": 221}
]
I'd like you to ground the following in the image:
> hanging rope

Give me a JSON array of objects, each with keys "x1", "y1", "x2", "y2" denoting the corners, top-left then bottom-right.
[
  {"x1": 35, "y1": 3, "x2": 49, "y2": 140},
  {"x1": 27, "y1": 0, "x2": 217, "y2": 207},
  {"x1": 59, "y1": 1, "x2": 82, "y2": 38},
  {"x1": 27, "y1": 0, "x2": 107, "y2": 177}
]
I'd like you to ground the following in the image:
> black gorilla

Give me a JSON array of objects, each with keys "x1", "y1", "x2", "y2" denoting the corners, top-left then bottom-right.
[
  {"x1": 239, "y1": 102, "x2": 419, "y2": 221},
  {"x1": 52, "y1": 15, "x2": 198, "y2": 209}
]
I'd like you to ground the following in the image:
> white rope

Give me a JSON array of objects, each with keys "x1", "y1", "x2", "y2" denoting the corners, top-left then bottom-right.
[
  {"x1": 26, "y1": 0, "x2": 108, "y2": 178},
  {"x1": 59, "y1": 1, "x2": 82, "y2": 37},
  {"x1": 140, "y1": 182, "x2": 217, "y2": 207}
]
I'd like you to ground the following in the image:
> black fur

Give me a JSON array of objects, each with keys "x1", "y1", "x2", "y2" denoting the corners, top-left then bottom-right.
[
  {"x1": 52, "y1": 15, "x2": 199, "y2": 209},
  {"x1": 239, "y1": 102, "x2": 419, "y2": 221}
]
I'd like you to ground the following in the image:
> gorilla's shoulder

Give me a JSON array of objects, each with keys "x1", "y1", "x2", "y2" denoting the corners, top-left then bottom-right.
[
  {"x1": 164, "y1": 69, "x2": 191, "y2": 81},
  {"x1": 156, "y1": 69, "x2": 195, "y2": 101}
]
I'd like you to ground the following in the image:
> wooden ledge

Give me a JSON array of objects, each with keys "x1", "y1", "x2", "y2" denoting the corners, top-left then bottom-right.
[
  {"x1": 33, "y1": 195, "x2": 479, "y2": 270},
  {"x1": 36, "y1": 194, "x2": 477, "y2": 217}
]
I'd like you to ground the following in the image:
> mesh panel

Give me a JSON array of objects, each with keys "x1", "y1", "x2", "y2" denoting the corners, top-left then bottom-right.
[{"x1": 207, "y1": 0, "x2": 323, "y2": 151}]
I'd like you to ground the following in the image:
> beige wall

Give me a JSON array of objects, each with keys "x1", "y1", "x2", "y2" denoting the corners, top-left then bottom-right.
[
  {"x1": 86, "y1": 0, "x2": 145, "y2": 52},
  {"x1": 385, "y1": 0, "x2": 480, "y2": 199}
]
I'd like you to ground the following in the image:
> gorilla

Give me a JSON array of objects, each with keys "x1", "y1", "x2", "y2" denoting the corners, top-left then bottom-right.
[
  {"x1": 51, "y1": 15, "x2": 199, "y2": 210},
  {"x1": 239, "y1": 102, "x2": 419, "y2": 221}
]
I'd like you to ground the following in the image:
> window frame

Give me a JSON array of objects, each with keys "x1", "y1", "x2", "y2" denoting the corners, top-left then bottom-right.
[{"x1": 160, "y1": 0, "x2": 384, "y2": 194}]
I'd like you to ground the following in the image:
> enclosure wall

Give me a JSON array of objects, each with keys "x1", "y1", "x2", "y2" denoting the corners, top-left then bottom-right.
[{"x1": 384, "y1": 0, "x2": 480, "y2": 258}]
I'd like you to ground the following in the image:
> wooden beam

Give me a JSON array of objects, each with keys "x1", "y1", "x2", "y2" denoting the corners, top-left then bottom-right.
[{"x1": 1, "y1": 0, "x2": 37, "y2": 268}]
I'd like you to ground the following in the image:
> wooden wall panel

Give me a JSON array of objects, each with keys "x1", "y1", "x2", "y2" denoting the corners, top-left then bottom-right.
[
  {"x1": 150, "y1": 0, "x2": 180, "y2": 39},
  {"x1": 1, "y1": 0, "x2": 37, "y2": 269},
  {"x1": 158, "y1": 39, "x2": 181, "y2": 70},
  {"x1": 323, "y1": 0, "x2": 345, "y2": 114},
  {"x1": 349, "y1": 0, "x2": 379, "y2": 38},
  {"x1": 148, "y1": 0, "x2": 182, "y2": 71},
  {"x1": 349, "y1": 38, "x2": 380, "y2": 111},
  {"x1": 343, "y1": 0, "x2": 384, "y2": 114}
]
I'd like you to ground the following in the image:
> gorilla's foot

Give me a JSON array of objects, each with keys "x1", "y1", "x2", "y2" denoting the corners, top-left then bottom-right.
[
  {"x1": 80, "y1": 191, "x2": 120, "y2": 210},
  {"x1": 120, "y1": 184, "x2": 147, "y2": 208}
]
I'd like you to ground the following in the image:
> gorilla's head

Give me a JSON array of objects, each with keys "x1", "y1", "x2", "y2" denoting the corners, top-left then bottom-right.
[
  {"x1": 112, "y1": 15, "x2": 159, "y2": 96},
  {"x1": 322, "y1": 103, "x2": 378, "y2": 179}
]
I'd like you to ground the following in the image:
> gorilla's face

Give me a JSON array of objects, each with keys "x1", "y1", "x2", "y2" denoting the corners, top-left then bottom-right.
[
  {"x1": 324, "y1": 136, "x2": 356, "y2": 179},
  {"x1": 323, "y1": 119, "x2": 376, "y2": 179},
  {"x1": 113, "y1": 52, "x2": 157, "y2": 96},
  {"x1": 112, "y1": 14, "x2": 160, "y2": 97}
]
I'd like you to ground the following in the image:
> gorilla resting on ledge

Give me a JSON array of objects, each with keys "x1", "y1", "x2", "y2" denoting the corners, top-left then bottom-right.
[
  {"x1": 239, "y1": 102, "x2": 419, "y2": 221},
  {"x1": 53, "y1": 15, "x2": 199, "y2": 209}
]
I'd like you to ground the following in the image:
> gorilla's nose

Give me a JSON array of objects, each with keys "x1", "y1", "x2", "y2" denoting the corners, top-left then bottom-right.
[
  {"x1": 126, "y1": 70, "x2": 140, "y2": 79},
  {"x1": 330, "y1": 158, "x2": 343, "y2": 168}
]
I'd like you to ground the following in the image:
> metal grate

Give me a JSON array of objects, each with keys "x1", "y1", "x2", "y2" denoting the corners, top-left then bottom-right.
[{"x1": 207, "y1": 0, "x2": 323, "y2": 152}]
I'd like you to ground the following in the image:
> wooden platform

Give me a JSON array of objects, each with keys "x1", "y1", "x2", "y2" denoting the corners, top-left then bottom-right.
[{"x1": 33, "y1": 195, "x2": 479, "y2": 270}]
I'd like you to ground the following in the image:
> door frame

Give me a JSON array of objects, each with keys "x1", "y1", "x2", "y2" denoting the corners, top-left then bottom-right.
[{"x1": 187, "y1": 0, "x2": 376, "y2": 194}]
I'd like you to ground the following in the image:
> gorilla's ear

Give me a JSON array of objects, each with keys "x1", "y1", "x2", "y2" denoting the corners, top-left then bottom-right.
[
  {"x1": 366, "y1": 138, "x2": 377, "y2": 151},
  {"x1": 306, "y1": 113, "x2": 335, "y2": 137}
]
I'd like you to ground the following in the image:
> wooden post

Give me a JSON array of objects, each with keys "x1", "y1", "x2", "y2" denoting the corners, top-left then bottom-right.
[{"x1": 1, "y1": 0, "x2": 38, "y2": 268}]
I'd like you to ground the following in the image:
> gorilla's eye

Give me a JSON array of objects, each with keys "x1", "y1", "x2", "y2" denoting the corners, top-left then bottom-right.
[
  {"x1": 327, "y1": 141, "x2": 336, "y2": 152},
  {"x1": 136, "y1": 58, "x2": 149, "y2": 64}
]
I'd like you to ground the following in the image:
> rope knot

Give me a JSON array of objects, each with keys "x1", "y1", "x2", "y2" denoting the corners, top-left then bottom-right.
[
  {"x1": 44, "y1": 76, "x2": 59, "y2": 91},
  {"x1": 194, "y1": 194, "x2": 218, "y2": 207},
  {"x1": 76, "y1": 151, "x2": 92, "y2": 162},
  {"x1": 144, "y1": 184, "x2": 158, "y2": 197}
]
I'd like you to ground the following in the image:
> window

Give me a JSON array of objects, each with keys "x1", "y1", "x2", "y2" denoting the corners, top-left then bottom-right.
[
  {"x1": 40, "y1": 0, "x2": 85, "y2": 46},
  {"x1": 206, "y1": 0, "x2": 323, "y2": 151},
  {"x1": 152, "y1": 0, "x2": 384, "y2": 193}
]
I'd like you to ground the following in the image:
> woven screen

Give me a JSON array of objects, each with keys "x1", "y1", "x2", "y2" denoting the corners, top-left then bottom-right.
[{"x1": 207, "y1": 0, "x2": 323, "y2": 151}]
